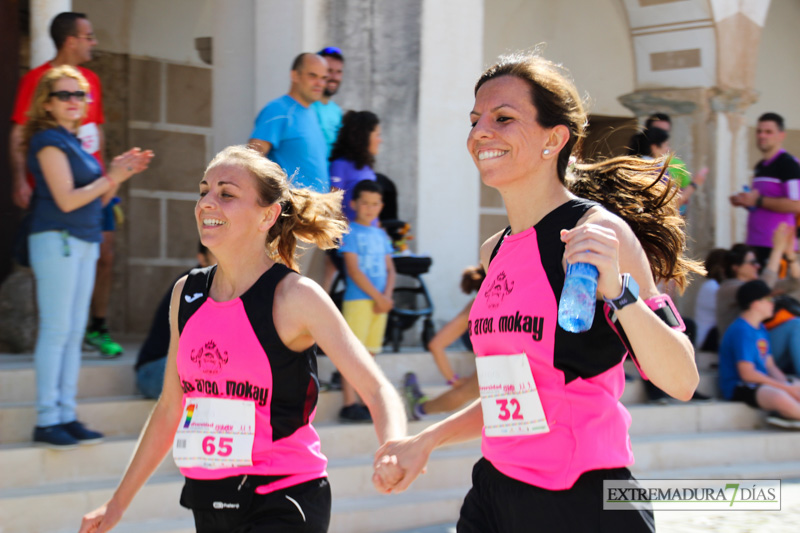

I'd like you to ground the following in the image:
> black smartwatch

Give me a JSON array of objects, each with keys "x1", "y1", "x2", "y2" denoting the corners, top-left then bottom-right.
[{"x1": 603, "y1": 273, "x2": 639, "y2": 311}]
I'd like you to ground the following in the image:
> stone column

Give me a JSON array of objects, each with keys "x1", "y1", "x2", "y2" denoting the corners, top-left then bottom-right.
[
  {"x1": 709, "y1": 88, "x2": 759, "y2": 247},
  {"x1": 415, "y1": 0, "x2": 484, "y2": 319},
  {"x1": 30, "y1": 0, "x2": 71, "y2": 67},
  {"x1": 211, "y1": 0, "x2": 255, "y2": 153}
]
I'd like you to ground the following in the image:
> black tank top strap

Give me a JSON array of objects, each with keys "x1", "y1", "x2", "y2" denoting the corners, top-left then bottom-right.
[
  {"x1": 489, "y1": 226, "x2": 512, "y2": 266},
  {"x1": 488, "y1": 198, "x2": 600, "y2": 268},
  {"x1": 240, "y1": 263, "x2": 321, "y2": 440},
  {"x1": 239, "y1": 263, "x2": 292, "y2": 349},
  {"x1": 178, "y1": 265, "x2": 216, "y2": 334}
]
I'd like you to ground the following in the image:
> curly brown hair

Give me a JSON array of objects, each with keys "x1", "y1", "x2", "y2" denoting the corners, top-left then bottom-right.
[
  {"x1": 205, "y1": 146, "x2": 348, "y2": 271},
  {"x1": 476, "y1": 53, "x2": 704, "y2": 290},
  {"x1": 329, "y1": 110, "x2": 379, "y2": 169},
  {"x1": 569, "y1": 156, "x2": 703, "y2": 291}
]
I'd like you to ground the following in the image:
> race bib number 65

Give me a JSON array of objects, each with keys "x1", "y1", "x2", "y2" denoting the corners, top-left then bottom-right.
[
  {"x1": 476, "y1": 353, "x2": 549, "y2": 437},
  {"x1": 173, "y1": 397, "x2": 255, "y2": 469}
]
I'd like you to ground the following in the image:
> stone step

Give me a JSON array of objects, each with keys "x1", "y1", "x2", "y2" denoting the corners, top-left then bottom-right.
[
  {"x1": 0, "y1": 420, "x2": 477, "y2": 491},
  {"x1": 631, "y1": 429, "x2": 800, "y2": 472},
  {"x1": 0, "y1": 347, "x2": 719, "y2": 405},
  {"x1": 0, "y1": 450, "x2": 476, "y2": 533},
  {"x1": 0, "y1": 396, "x2": 156, "y2": 445},
  {"x1": 0, "y1": 372, "x2": 739, "y2": 447},
  {"x1": 43, "y1": 488, "x2": 469, "y2": 533},
  {"x1": 0, "y1": 352, "x2": 140, "y2": 403},
  {"x1": 0, "y1": 349, "x2": 475, "y2": 404},
  {"x1": 627, "y1": 401, "x2": 763, "y2": 435},
  {"x1": 3, "y1": 425, "x2": 795, "y2": 532},
  {"x1": 0, "y1": 475, "x2": 189, "y2": 533},
  {"x1": 330, "y1": 488, "x2": 466, "y2": 533},
  {"x1": 636, "y1": 460, "x2": 800, "y2": 480}
]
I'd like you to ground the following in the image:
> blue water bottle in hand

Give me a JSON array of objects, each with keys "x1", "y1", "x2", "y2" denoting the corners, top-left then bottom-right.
[{"x1": 558, "y1": 262, "x2": 598, "y2": 333}]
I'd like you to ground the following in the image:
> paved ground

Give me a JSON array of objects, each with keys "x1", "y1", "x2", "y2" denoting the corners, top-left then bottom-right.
[
  {"x1": 394, "y1": 481, "x2": 800, "y2": 533},
  {"x1": 655, "y1": 480, "x2": 800, "y2": 532}
]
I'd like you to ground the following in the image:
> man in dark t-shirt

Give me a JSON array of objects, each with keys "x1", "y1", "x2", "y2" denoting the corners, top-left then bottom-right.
[
  {"x1": 135, "y1": 245, "x2": 215, "y2": 398},
  {"x1": 731, "y1": 112, "x2": 800, "y2": 265}
]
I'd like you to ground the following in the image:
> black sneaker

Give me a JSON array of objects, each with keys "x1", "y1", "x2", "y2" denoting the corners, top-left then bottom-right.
[
  {"x1": 339, "y1": 404, "x2": 372, "y2": 423},
  {"x1": 329, "y1": 371, "x2": 342, "y2": 391},
  {"x1": 33, "y1": 424, "x2": 79, "y2": 450},
  {"x1": 690, "y1": 391, "x2": 713, "y2": 402},
  {"x1": 62, "y1": 420, "x2": 104, "y2": 444}
]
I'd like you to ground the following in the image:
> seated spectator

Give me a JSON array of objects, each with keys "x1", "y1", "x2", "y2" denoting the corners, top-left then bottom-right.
[
  {"x1": 135, "y1": 244, "x2": 216, "y2": 398},
  {"x1": 402, "y1": 265, "x2": 485, "y2": 419},
  {"x1": 719, "y1": 280, "x2": 800, "y2": 429},
  {"x1": 693, "y1": 248, "x2": 727, "y2": 351},
  {"x1": 716, "y1": 223, "x2": 798, "y2": 336}
]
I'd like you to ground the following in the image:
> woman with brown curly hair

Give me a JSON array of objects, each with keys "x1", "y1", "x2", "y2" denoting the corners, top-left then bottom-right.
[
  {"x1": 374, "y1": 53, "x2": 702, "y2": 532},
  {"x1": 24, "y1": 65, "x2": 152, "y2": 450},
  {"x1": 79, "y1": 146, "x2": 406, "y2": 533},
  {"x1": 329, "y1": 110, "x2": 382, "y2": 221}
]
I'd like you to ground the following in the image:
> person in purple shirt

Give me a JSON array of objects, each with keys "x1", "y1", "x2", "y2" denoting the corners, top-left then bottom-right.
[
  {"x1": 731, "y1": 112, "x2": 800, "y2": 266},
  {"x1": 329, "y1": 110, "x2": 383, "y2": 221},
  {"x1": 323, "y1": 111, "x2": 384, "y2": 292}
]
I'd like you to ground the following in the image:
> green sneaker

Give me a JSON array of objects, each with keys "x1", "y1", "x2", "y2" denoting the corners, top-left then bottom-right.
[{"x1": 85, "y1": 329, "x2": 124, "y2": 358}]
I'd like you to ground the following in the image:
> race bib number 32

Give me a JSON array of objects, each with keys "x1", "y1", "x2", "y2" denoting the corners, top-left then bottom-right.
[
  {"x1": 173, "y1": 397, "x2": 255, "y2": 469},
  {"x1": 476, "y1": 353, "x2": 549, "y2": 437}
]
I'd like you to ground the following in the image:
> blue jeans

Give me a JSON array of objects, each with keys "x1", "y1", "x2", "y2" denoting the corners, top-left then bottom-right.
[
  {"x1": 768, "y1": 318, "x2": 800, "y2": 375},
  {"x1": 30, "y1": 231, "x2": 99, "y2": 427},
  {"x1": 136, "y1": 358, "x2": 166, "y2": 399}
]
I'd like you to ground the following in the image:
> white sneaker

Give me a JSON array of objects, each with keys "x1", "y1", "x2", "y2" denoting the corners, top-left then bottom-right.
[{"x1": 766, "y1": 415, "x2": 800, "y2": 429}]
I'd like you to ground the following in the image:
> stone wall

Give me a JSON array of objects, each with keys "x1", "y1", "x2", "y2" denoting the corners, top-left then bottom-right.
[
  {"x1": 325, "y1": 0, "x2": 422, "y2": 230},
  {"x1": 124, "y1": 57, "x2": 212, "y2": 334},
  {"x1": 81, "y1": 51, "x2": 212, "y2": 335}
]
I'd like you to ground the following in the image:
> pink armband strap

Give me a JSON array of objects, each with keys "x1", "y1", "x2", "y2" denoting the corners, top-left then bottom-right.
[
  {"x1": 645, "y1": 294, "x2": 686, "y2": 332},
  {"x1": 603, "y1": 294, "x2": 686, "y2": 381}
]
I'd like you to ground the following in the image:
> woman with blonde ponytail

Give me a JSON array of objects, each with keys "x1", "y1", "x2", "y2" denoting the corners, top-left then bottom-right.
[
  {"x1": 80, "y1": 145, "x2": 407, "y2": 533},
  {"x1": 374, "y1": 53, "x2": 702, "y2": 532}
]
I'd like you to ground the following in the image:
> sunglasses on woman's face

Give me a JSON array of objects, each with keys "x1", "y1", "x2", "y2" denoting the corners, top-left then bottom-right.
[{"x1": 49, "y1": 90, "x2": 86, "y2": 102}]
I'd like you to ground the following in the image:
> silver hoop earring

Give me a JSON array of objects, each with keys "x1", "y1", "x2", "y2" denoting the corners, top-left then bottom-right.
[{"x1": 543, "y1": 149, "x2": 551, "y2": 155}]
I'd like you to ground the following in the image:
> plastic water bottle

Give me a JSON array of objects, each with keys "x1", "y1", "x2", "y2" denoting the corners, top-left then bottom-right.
[{"x1": 558, "y1": 262, "x2": 598, "y2": 333}]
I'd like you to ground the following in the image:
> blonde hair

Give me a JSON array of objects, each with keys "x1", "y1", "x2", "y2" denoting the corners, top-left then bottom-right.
[
  {"x1": 204, "y1": 145, "x2": 348, "y2": 271},
  {"x1": 23, "y1": 65, "x2": 89, "y2": 148}
]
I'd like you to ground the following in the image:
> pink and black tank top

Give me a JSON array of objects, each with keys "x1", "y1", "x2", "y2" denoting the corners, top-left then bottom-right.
[
  {"x1": 469, "y1": 198, "x2": 634, "y2": 490},
  {"x1": 177, "y1": 263, "x2": 326, "y2": 493}
]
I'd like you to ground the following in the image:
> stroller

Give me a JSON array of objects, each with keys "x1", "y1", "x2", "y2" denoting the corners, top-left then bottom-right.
[
  {"x1": 386, "y1": 254, "x2": 435, "y2": 351},
  {"x1": 329, "y1": 219, "x2": 435, "y2": 352}
]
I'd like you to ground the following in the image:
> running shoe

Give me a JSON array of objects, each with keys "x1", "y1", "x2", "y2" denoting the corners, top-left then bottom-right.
[
  {"x1": 33, "y1": 424, "x2": 79, "y2": 450},
  {"x1": 85, "y1": 329, "x2": 124, "y2": 358},
  {"x1": 62, "y1": 420, "x2": 104, "y2": 444},
  {"x1": 402, "y1": 372, "x2": 428, "y2": 421},
  {"x1": 339, "y1": 404, "x2": 372, "y2": 423},
  {"x1": 689, "y1": 391, "x2": 713, "y2": 402},
  {"x1": 766, "y1": 415, "x2": 800, "y2": 429}
]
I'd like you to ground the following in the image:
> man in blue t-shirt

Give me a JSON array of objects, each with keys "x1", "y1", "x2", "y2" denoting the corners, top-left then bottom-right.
[
  {"x1": 248, "y1": 53, "x2": 330, "y2": 193},
  {"x1": 719, "y1": 280, "x2": 800, "y2": 428},
  {"x1": 312, "y1": 47, "x2": 345, "y2": 159}
]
